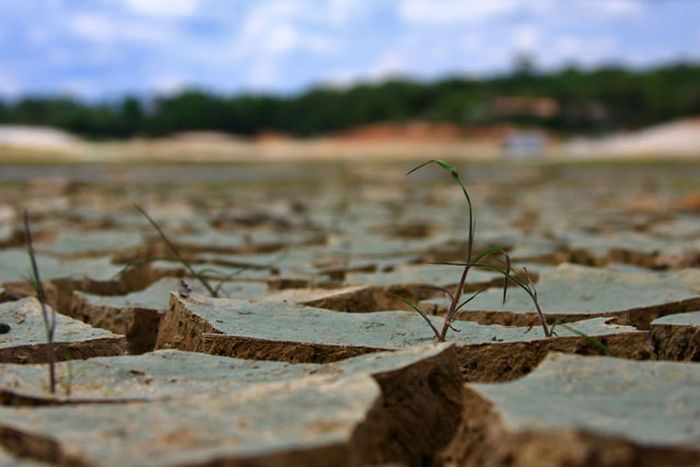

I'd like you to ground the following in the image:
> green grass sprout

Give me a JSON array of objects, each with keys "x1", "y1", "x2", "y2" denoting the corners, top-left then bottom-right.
[
  {"x1": 402, "y1": 160, "x2": 553, "y2": 341},
  {"x1": 24, "y1": 210, "x2": 57, "y2": 393},
  {"x1": 551, "y1": 319, "x2": 617, "y2": 357}
]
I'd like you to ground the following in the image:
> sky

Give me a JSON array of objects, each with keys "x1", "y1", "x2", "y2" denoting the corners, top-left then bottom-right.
[{"x1": 0, "y1": 0, "x2": 699, "y2": 99}]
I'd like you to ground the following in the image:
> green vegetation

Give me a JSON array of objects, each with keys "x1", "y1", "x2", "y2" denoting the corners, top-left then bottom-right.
[
  {"x1": 401, "y1": 160, "x2": 552, "y2": 341},
  {"x1": 551, "y1": 319, "x2": 617, "y2": 357},
  {"x1": 23, "y1": 210, "x2": 57, "y2": 393},
  {"x1": 1, "y1": 63, "x2": 699, "y2": 139}
]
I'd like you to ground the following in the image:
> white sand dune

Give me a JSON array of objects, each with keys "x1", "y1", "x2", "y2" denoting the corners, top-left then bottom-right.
[
  {"x1": 0, "y1": 125, "x2": 82, "y2": 150},
  {"x1": 567, "y1": 118, "x2": 700, "y2": 158},
  {"x1": 2, "y1": 118, "x2": 699, "y2": 163}
]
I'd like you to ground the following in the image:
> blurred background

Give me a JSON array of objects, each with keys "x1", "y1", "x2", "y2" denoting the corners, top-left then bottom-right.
[{"x1": 0, "y1": 0, "x2": 699, "y2": 162}]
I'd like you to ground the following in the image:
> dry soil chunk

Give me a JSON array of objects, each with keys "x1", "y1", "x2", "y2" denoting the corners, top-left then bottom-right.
[
  {"x1": 265, "y1": 265, "x2": 503, "y2": 312},
  {"x1": 0, "y1": 446, "x2": 44, "y2": 467},
  {"x1": 71, "y1": 277, "x2": 268, "y2": 353},
  {"x1": 157, "y1": 294, "x2": 651, "y2": 381},
  {"x1": 651, "y1": 311, "x2": 700, "y2": 361},
  {"x1": 0, "y1": 342, "x2": 455, "y2": 407},
  {"x1": 0, "y1": 345, "x2": 462, "y2": 466},
  {"x1": 0, "y1": 375, "x2": 380, "y2": 466},
  {"x1": 33, "y1": 229, "x2": 145, "y2": 258},
  {"x1": 328, "y1": 232, "x2": 450, "y2": 259},
  {"x1": 264, "y1": 285, "x2": 408, "y2": 312},
  {"x1": 424, "y1": 263, "x2": 700, "y2": 329},
  {"x1": 563, "y1": 230, "x2": 700, "y2": 268},
  {"x1": 148, "y1": 258, "x2": 275, "y2": 281},
  {"x1": 0, "y1": 298, "x2": 126, "y2": 363},
  {"x1": 171, "y1": 229, "x2": 323, "y2": 254},
  {"x1": 0, "y1": 249, "x2": 122, "y2": 285},
  {"x1": 444, "y1": 353, "x2": 700, "y2": 467},
  {"x1": 346, "y1": 263, "x2": 499, "y2": 289}
]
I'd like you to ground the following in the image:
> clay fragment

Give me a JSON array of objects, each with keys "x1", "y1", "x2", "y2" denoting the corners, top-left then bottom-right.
[
  {"x1": 0, "y1": 445, "x2": 44, "y2": 467},
  {"x1": 33, "y1": 229, "x2": 145, "y2": 258},
  {"x1": 651, "y1": 311, "x2": 700, "y2": 361},
  {"x1": 71, "y1": 278, "x2": 268, "y2": 353},
  {"x1": 0, "y1": 250, "x2": 171, "y2": 314},
  {"x1": 170, "y1": 229, "x2": 325, "y2": 254},
  {"x1": 0, "y1": 249, "x2": 122, "y2": 286},
  {"x1": 0, "y1": 345, "x2": 462, "y2": 466},
  {"x1": 423, "y1": 264, "x2": 700, "y2": 329},
  {"x1": 561, "y1": 231, "x2": 700, "y2": 269},
  {"x1": 264, "y1": 285, "x2": 405, "y2": 312},
  {"x1": 264, "y1": 264, "x2": 512, "y2": 313},
  {"x1": 157, "y1": 294, "x2": 652, "y2": 382},
  {"x1": 0, "y1": 298, "x2": 127, "y2": 364},
  {"x1": 443, "y1": 353, "x2": 700, "y2": 467}
]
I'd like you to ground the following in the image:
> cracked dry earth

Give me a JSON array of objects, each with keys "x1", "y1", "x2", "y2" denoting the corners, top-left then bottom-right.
[{"x1": 0, "y1": 162, "x2": 699, "y2": 466}]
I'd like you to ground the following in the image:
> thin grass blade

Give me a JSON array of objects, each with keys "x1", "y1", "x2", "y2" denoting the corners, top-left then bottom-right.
[
  {"x1": 393, "y1": 294, "x2": 441, "y2": 340},
  {"x1": 407, "y1": 159, "x2": 475, "y2": 260},
  {"x1": 554, "y1": 320, "x2": 616, "y2": 357},
  {"x1": 503, "y1": 254, "x2": 512, "y2": 305},
  {"x1": 23, "y1": 210, "x2": 56, "y2": 393},
  {"x1": 454, "y1": 287, "x2": 488, "y2": 314},
  {"x1": 134, "y1": 203, "x2": 219, "y2": 297}
]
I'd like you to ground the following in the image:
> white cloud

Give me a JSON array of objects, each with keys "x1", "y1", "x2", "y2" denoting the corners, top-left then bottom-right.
[
  {"x1": 150, "y1": 74, "x2": 191, "y2": 95},
  {"x1": 232, "y1": 0, "x2": 339, "y2": 87},
  {"x1": 0, "y1": 0, "x2": 691, "y2": 96},
  {"x1": 399, "y1": 0, "x2": 519, "y2": 24},
  {"x1": 235, "y1": 0, "x2": 334, "y2": 55},
  {"x1": 71, "y1": 13, "x2": 114, "y2": 42},
  {"x1": 234, "y1": 1, "x2": 337, "y2": 56},
  {"x1": 511, "y1": 25, "x2": 540, "y2": 53},
  {"x1": 398, "y1": 0, "x2": 644, "y2": 25},
  {"x1": 322, "y1": 70, "x2": 359, "y2": 89},
  {"x1": 322, "y1": 51, "x2": 406, "y2": 88},
  {"x1": 70, "y1": 12, "x2": 177, "y2": 44},
  {"x1": 257, "y1": 24, "x2": 334, "y2": 56},
  {"x1": 326, "y1": 0, "x2": 373, "y2": 25},
  {"x1": 552, "y1": 35, "x2": 584, "y2": 56},
  {"x1": 367, "y1": 52, "x2": 405, "y2": 81},
  {"x1": 123, "y1": 0, "x2": 199, "y2": 18},
  {"x1": 588, "y1": 0, "x2": 644, "y2": 16},
  {"x1": 544, "y1": 35, "x2": 617, "y2": 66}
]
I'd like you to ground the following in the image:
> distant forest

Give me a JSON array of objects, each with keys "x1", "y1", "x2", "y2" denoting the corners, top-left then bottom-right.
[{"x1": 1, "y1": 63, "x2": 699, "y2": 139}]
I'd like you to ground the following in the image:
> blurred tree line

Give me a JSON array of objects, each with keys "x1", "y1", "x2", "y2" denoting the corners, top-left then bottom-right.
[{"x1": 1, "y1": 63, "x2": 699, "y2": 139}]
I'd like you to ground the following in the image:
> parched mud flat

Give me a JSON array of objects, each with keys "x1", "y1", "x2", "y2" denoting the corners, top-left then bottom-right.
[{"x1": 0, "y1": 162, "x2": 700, "y2": 465}]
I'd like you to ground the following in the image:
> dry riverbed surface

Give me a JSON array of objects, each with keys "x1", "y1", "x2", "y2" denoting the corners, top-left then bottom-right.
[{"x1": 0, "y1": 161, "x2": 699, "y2": 466}]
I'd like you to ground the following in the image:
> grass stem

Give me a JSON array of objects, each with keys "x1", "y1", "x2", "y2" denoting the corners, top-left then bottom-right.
[
  {"x1": 24, "y1": 210, "x2": 56, "y2": 393},
  {"x1": 134, "y1": 204, "x2": 219, "y2": 298}
]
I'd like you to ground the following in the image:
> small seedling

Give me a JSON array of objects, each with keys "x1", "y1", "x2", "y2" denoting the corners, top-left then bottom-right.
[
  {"x1": 402, "y1": 160, "x2": 553, "y2": 341},
  {"x1": 23, "y1": 210, "x2": 57, "y2": 393},
  {"x1": 134, "y1": 204, "x2": 219, "y2": 297}
]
